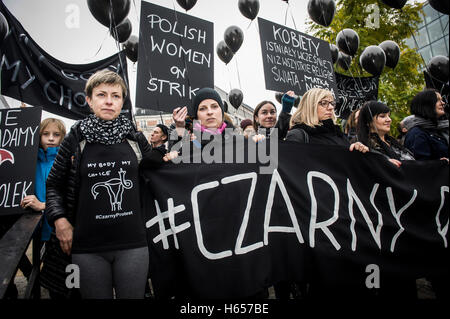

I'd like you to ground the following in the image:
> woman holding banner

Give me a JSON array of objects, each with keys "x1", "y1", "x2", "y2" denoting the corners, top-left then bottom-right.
[
  {"x1": 285, "y1": 87, "x2": 369, "y2": 154},
  {"x1": 45, "y1": 69, "x2": 159, "y2": 299},
  {"x1": 356, "y1": 101, "x2": 415, "y2": 167},
  {"x1": 162, "y1": 87, "x2": 237, "y2": 161}
]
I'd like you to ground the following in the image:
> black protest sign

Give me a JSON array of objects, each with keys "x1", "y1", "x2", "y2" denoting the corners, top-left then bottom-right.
[
  {"x1": 335, "y1": 72, "x2": 379, "y2": 119},
  {"x1": 257, "y1": 17, "x2": 338, "y2": 97},
  {"x1": 141, "y1": 141, "x2": 449, "y2": 299},
  {"x1": 0, "y1": 107, "x2": 41, "y2": 216},
  {"x1": 135, "y1": 2, "x2": 214, "y2": 113},
  {"x1": 0, "y1": 2, "x2": 131, "y2": 121}
]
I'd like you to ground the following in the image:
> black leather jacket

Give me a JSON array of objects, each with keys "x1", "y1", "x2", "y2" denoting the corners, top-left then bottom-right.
[{"x1": 45, "y1": 121, "x2": 154, "y2": 227}]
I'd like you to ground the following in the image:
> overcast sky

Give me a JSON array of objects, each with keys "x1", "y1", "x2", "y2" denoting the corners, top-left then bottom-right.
[{"x1": 3, "y1": 0, "x2": 424, "y2": 128}]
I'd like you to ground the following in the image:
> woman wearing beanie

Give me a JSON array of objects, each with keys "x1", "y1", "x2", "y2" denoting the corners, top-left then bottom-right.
[
  {"x1": 165, "y1": 87, "x2": 237, "y2": 161},
  {"x1": 44, "y1": 69, "x2": 158, "y2": 299}
]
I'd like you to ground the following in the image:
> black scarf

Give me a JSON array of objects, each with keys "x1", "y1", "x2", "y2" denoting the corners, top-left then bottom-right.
[{"x1": 79, "y1": 114, "x2": 133, "y2": 145}]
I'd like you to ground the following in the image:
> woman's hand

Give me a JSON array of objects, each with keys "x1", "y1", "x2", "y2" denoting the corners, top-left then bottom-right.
[
  {"x1": 55, "y1": 218, "x2": 73, "y2": 255},
  {"x1": 20, "y1": 195, "x2": 45, "y2": 211},
  {"x1": 173, "y1": 106, "x2": 187, "y2": 128},
  {"x1": 285, "y1": 90, "x2": 295, "y2": 98},
  {"x1": 252, "y1": 134, "x2": 266, "y2": 143},
  {"x1": 163, "y1": 151, "x2": 179, "y2": 162},
  {"x1": 349, "y1": 142, "x2": 369, "y2": 153},
  {"x1": 388, "y1": 158, "x2": 402, "y2": 168}
]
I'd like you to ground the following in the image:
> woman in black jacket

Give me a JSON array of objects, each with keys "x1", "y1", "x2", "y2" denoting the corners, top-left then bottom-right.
[
  {"x1": 357, "y1": 101, "x2": 415, "y2": 167},
  {"x1": 404, "y1": 89, "x2": 448, "y2": 160},
  {"x1": 44, "y1": 70, "x2": 159, "y2": 299},
  {"x1": 164, "y1": 87, "x2": 237, "y2": 162},
  {"x1": 286, "y1": 88, "x2": 369, "y2": 153}
]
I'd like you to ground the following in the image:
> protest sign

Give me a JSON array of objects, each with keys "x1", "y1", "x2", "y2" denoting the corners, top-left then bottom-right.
[
  {"x1": 0, "y1": 107, "x2": 41, "y2": 216},
  {"x1": 258, "y1": 17, "x2": 338, "y2": 97},
  {"x1": 335, "y1": 73, "x2": 379, "y2": 119},
  {"x1": 135, "y1": 2, "x2": 214, "y2": 113}
]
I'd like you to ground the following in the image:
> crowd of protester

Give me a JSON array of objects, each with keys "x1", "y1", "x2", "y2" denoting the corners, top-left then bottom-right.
[{"x1": 1, "y1": 69, "x2": 448, "y2": 300}]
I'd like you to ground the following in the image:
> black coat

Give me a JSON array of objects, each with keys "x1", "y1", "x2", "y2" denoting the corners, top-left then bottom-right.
[
  {"x1": 45, "y1": 121, "x2": 155, "y2": 227},
  {"x1": 286, "y1": 119, "x2": 350, "y2": 147}
]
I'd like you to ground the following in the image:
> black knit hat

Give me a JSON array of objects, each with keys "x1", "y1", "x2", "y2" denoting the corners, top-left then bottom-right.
[{"x1": 191, "y1": 87, "x2": 224, "y2": 118}]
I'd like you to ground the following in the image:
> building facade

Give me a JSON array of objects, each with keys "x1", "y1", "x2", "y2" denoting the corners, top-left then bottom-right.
[
  {"x1": 405, "y1": 1, "x2": 449, "y2": 66},
  {"x1": 135, "y1": 86, "x2": 254, "y2": 142}
]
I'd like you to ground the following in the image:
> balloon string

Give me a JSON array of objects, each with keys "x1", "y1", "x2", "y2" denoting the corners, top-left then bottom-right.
[
  {"x1": 404, "y1": 23, "x2": 439, "y2": 88},
  {"x1": 247, "y1": 19, "x2": 253, "y2": 30},
  {"x1": 235, "y1": 57, "x2": 242, "y2": 90},
  {"x1": 289, "y1": 7, "x2": 297, "y2": 31},
  {"x1": 91, "y1": 29, "x2": 110, "y2": 59},
  {"x1": 109, "y1": 0, "x2": 129, "y2": 91},
  {"x1": 226, "y1": 64, "x2": 232, "y2": 92},
  {"x1": 284, "y1": 5, "x2": 289, "y2": 26}
]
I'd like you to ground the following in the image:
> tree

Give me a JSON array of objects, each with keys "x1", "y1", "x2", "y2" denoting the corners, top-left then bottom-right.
[{"x1": 307, "y1": 0, "x2": 426, "y2": 135}]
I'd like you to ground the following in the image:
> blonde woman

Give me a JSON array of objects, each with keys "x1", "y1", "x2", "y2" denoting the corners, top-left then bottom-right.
[{"x1": 286, "y1": 88, "x2": 368, "y2": 153}]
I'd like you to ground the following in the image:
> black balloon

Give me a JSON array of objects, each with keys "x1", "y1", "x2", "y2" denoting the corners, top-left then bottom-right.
[
  {"x1": 329, "y1": 43, "x2": 339, "y2": 64},
  {"x1": 379, "y1": 40, "x2": 400, "y2": 69},
  {"x1": 112, "y1": 18, "x2": 132, "y2": 43},
  {"x1": 307, "y1": 0, "x2": 336, "y2": 27},
  {"x1": 427, "y1": 55, "x2": 449, "y2": 83},
  {"x1": 336, "y1": 29, "x2": 359, "y2": 56},
  {"x1": 0, "y1": 12, "x2": 9, "y2": 45},
  {"x1": 224, "y1": 26, "x2": 244, "y2": 54},
  {"x1": 229, "y1": 89, "x2": 244, "y2": 109},
  {"x1": 238, "y1": 0, "x2": 260, "y2": 20},
  {"x1": 216, "y1": 41, "x2": 234, "y2": 65},
  {"x1": 176, "y1": 0, "x2": 197, "y2": 11},
  {"x1": 337, "y1": 51, "x2": 352, "y2": 70},
  {"x1": 428, "y1": 0, "x2": 449, "y2": 15},
  {"x1": 123, "y1": 35, "x2": 138, "y2": 62},
  {"x1": 380, "y1": 0, "x2": 407, "y2": 9},
  {"x1": 360, "y1": 45, "x2": 386, "y2": 76},
  {"x1": 87, "y1": 0, "x2": 130, "y2": 28}
]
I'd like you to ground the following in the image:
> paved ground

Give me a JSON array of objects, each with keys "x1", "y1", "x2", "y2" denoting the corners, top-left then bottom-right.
[{"x1": 11, "y1": 242, "x2": 436, "y2": 300}]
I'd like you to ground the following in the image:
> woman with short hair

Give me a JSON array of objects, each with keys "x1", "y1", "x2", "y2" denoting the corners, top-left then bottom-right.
[{"x1": 45, "y1": 69, "x2": 157, "y2": 299}]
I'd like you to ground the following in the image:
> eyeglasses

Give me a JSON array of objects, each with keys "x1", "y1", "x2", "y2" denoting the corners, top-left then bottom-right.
[{"x1": 318, "y1": 100, "x2": 336, "y2": 108}]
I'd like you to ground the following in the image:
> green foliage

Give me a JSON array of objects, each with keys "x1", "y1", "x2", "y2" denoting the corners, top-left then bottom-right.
[{"x1": 307, "y1": 0, "x2": 426, "y2": 136}]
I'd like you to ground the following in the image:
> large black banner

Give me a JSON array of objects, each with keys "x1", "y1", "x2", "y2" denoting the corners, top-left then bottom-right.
[
  {"x1": 335, "y1": 72, "x2": 379, "y2": 119},
  {"x1": 135, "y1": 2, "x2": 214, "y2": 113},
  {"x1": 141, "y1": 141, "x2": 449, "y2": 299},
  {"x1": 258, "y1": 17, "x2": 338, "y2": 97},
  {"x1": 0, "y1": 2, "x2": 131, "y2": 120},
  {"x1": 0, "y1": 107, "x2": 41, "y2": 216}
]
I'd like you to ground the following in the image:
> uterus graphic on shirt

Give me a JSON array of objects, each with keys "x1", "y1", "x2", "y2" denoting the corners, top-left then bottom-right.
[{"x1": 91, "y1": 167, "x2": 133, "y2": 211}]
